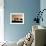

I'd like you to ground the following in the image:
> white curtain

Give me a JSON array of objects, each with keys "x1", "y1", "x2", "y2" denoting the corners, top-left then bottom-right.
[{"x1": 0, "y1": 0, "x2": 4, "y2": 42}]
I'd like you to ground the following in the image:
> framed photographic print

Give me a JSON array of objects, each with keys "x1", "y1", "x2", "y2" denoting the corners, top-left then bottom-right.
[{"x1": 10, "y1": 13, "x2": 24, "y2": 24}]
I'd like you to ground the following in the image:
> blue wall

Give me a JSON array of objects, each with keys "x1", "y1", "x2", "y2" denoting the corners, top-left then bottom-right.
[{"x1": 4, "y1": 0, "x2": 40, "y2": 42}]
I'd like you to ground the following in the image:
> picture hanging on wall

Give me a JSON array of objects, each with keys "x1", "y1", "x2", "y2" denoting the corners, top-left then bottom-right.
[{"x1": 10, "y1": 13, "x2": 24, "y2": 24}]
